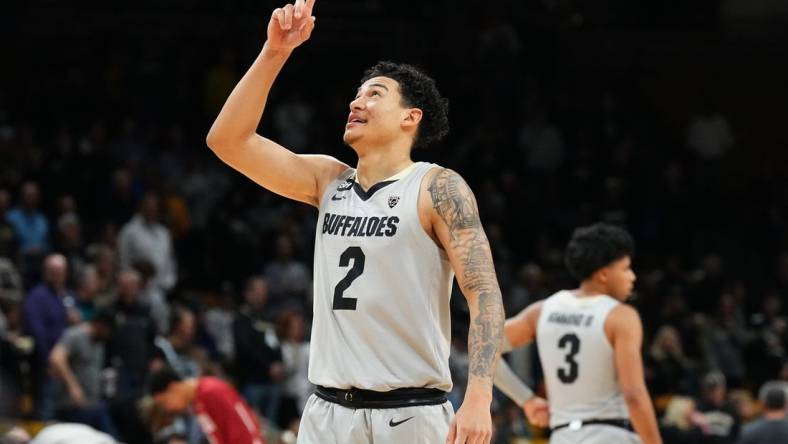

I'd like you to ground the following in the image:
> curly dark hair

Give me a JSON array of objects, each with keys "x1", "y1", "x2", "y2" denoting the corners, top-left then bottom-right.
[
  {"x1": 361, "y1": 61, "x2": 449, "y2": 149},
  {"x1": 564, "y1": 223, "x2": 635, "y2": 281}
]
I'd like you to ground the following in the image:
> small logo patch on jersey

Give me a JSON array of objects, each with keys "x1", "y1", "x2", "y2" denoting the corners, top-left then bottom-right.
[
  {"x1": 389, "y1": 416, "x2": 414, "y2": 427},
  {"x1": 388, "y1": 195, "x2": 400, "y2": 208},
  {"x1": 337, "y1": 178, "x2": 354, "y2": 191},
  {"x1": 331, "y1": 194, "x2": 347, "y2": 201}
]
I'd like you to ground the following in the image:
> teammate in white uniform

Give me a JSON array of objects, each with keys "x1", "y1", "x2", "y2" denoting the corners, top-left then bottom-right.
[
  {"x1": 494, "y1": 223, "x2": 662, "y2": 444},
  {"x1": 205, "y1": 1, "x2": 506, "y2": 443}
]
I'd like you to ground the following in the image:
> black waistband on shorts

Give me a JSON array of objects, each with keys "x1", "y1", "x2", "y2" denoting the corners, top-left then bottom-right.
[
  {"x1": 315, "y1": 385, "x2": 448, "y2": 409},
  {"x1": 551, "y1": 418, "x2": 633, "y2": 433}
]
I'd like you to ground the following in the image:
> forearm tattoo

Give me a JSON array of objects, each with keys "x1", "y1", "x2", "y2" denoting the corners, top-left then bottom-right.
[{"x1": 428, "y1": 169, "x2": 504, "y2": 384}]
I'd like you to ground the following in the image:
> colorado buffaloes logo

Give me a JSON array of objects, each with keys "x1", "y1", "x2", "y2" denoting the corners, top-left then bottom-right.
[{"x1": 388, "y1": 196, "x2": 400, "y2": 208}]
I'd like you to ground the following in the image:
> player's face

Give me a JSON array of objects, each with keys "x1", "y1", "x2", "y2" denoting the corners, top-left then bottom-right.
[
  {"x1": 343, "y1": 76, "x2": 415, "y2": 150},
  {"x1": 604, "y1": 256, "x2": 636, "y2": 300}
]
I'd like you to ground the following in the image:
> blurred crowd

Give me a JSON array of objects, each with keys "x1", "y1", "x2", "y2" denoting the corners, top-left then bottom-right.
[{"x1": 3, "y1": 1, "x2": 788, "y2": 443}]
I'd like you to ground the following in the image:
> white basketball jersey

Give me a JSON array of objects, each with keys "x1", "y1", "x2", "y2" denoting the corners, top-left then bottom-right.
[
  {"x1": 309, "y1": 162, "x2": 454, "y2": 392},
  {"x1": 536, "y1": 290, "x2": 630, "y2": 427}
]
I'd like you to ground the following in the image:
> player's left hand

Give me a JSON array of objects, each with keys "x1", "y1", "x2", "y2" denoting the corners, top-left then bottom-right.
[
  {"x1": 446, "y1": 397, "x2": 492, "y2": 444},
  {"x1": 523, "y1": 396, "x2": 550, "y2": 428}
]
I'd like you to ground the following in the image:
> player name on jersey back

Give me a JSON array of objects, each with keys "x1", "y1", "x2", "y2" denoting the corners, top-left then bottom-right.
[{"x1": 545, "y1": 311, "x2": 596, "y2": 327}]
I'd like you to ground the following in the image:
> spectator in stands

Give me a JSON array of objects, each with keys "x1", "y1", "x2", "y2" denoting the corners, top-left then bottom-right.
[
  {"x1": 0, "y1": 257, "x2": 22, "y2": 298},
  {"x1": 22, "y1": 253, "x2": 75, "y2": 419},
  {"x1": 118, "y1": 192, "x2": 177, "y2": 293},
  {"x1": 49, "y1": 309, "x2": 118, "y2": 438},
  {"x1": 738, "y1": 381, "x2": 788, "y2": 444},
  {"x1": 56, "y1": 212, "x2": 87, "y2": 279},
  {"x1": 277, "y1": 310, "x2": 311, "y2": 426},
  {"x1": 88, "y1": 244, "x2": 117, "y2": 308},
  {"x1": 696, "y1": 371, "x2": 741, "y2": 444},
  {"x1": 660, "y1": 396, "x2": 708, "y2": 444},
  {"x1": 74, "y1": 265, "x2": 99, "y2": 322},
  {"x1": 6, "y1": 181, "x2": 49, "y2": 285},
  {"x1": 194, "y1": 308, "x2": 223, "y2": 366},
  {"x1": 749, "y1": 291, "x2": 787, "y2": 387},
  {"x1": 653, "y1": 285, "x2": 706, "y2": 360},
  {"x1": 152, "y1": 305, "x2": 219, "y2": 378},
  {"x1": 262, "y1": 234, "x2": 310, "y2": 314},
  {"x1": 728, "y1": 388, "x2": 758, "y2": 425},
  {"x1": 0, "y1": 188, "x2": 17, "y2": 258},
  {"x1": 108, "y1": 269, "x2": 157, "y2": 400},
  {"x1": 202, "y1": 282, "x2": 236, "y2": 365},
  {"x1": 234, "y1": 276, "x2": 283, "y2": 424},
  {"x1": 133, "y1": 259, "x2": 170, "y2": 335},
  {"x1": 701, "y1": 293, "x2": 751, "y2": 387},
  {"x1": 0, "y1": 284, "x2": 29, "y2": 418},
  {"x1": 148, "y1": 367, "x2": 263, "y2": 444},
  {"x1": 646, "y1": 325, "x2": 696, "y2": 397}
]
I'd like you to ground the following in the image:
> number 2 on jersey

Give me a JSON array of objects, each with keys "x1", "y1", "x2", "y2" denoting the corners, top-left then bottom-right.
[
  {"x1": 333, "y1": 247, "x2": 365, "y2": 310},
  {"x1": 557, "y1": 333, "x2": 581, "y2": 383}
]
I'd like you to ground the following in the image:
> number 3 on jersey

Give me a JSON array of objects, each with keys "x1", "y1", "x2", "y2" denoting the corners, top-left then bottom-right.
[
  {"x1": 557, "y1": 333, "x2": 581, "y2": 383},
  {"x1": 333, "y1": 247, "x2": 365, "y2": 310}
]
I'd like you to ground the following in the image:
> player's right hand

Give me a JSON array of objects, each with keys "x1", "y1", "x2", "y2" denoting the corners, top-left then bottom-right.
[
  {"x1": 267, "y1": 0, "x2": 317, "y2": 52},
  {"x1": 523, "y1": 396, "x2": 550, "y2": 428}
]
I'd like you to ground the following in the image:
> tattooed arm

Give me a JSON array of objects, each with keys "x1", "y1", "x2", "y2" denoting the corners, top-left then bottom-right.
[{"x1": 421, "y1": 168, "x2": 504, "y2": 444}]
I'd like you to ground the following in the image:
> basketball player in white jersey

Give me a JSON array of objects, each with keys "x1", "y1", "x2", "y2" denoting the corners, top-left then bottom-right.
[
  {"x1": 205, "y1": 1, "x2": 505, "y2": 443},
  {"x1": 493, "y1": 223, "x2": 662, "y2": 444}
]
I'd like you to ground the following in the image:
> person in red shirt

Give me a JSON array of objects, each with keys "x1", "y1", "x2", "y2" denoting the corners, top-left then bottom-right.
[{"x1": 149, "y1": 367, "x2": 265, "y2": 444}]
